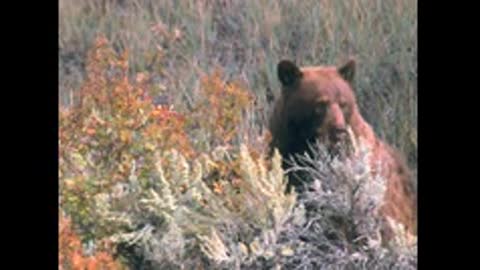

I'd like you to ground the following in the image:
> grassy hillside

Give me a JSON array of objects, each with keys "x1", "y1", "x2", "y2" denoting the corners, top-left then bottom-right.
[{"x1": 60, "y1": 0, "x2": 417, "y2": 167}]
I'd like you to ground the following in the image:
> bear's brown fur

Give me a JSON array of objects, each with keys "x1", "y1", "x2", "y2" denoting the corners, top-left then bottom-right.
[{"x1": 268, "y1": 59, "x2": 417, "y2": 243}]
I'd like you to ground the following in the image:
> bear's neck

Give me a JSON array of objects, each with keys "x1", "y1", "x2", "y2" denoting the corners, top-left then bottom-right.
[{"x1": 350, "y1": 110, "x2": 378, "y2": 145}]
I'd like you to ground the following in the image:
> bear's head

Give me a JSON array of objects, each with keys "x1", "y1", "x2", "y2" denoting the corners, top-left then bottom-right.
[{"x1": 270, "y1": 58, "x2": 362, "y2": 161}]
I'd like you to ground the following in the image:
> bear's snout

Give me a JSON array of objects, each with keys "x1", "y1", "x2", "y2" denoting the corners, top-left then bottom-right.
[{"x1": 329, "y1": 127, "x2": 347, "y2": 142}]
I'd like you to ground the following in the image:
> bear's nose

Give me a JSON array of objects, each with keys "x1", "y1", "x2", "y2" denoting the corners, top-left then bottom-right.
[{"x1": 330, "y1": 127, "x2": 347, "y2": 141}]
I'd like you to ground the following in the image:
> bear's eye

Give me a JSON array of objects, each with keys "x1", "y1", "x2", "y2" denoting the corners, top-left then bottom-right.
[
  {"x1": 314, "y1": 102, "x2": 327, "y2": 116},
  {"x1": 339, "y1": 102, "x2": 351, "y2": 117}
]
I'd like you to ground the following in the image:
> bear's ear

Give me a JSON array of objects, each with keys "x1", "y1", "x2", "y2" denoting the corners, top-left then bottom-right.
[
  {"x1": 277, "y1": 60, "x2": 302, "y2": 88},
  {"x1": 337, "y1": 58, "x2": 355, "y2": 83}
]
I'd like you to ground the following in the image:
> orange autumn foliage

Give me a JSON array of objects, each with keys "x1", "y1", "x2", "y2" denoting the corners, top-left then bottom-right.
[{"x1": 59, "y1": 214, "x2": 125, "y2": 270}]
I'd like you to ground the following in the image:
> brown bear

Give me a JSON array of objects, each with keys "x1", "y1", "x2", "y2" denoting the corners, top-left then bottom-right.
[{"x1": 268, "y1": 58, "x2": 417, "y2": 243}]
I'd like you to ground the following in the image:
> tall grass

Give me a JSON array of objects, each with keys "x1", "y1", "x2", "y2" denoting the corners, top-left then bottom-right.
[{"x1": 59, "y1": 0, "x2": 417, "y2": 169}]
